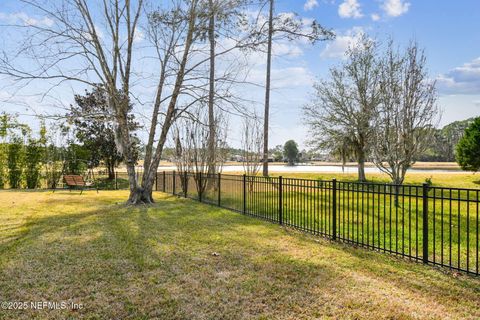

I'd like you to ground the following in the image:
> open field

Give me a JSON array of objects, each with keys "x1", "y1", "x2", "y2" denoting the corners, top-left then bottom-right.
[
  {"x1": 220, "y1": 171, "x2": 480, "y2": 190},
  {"x1": 155, "y1": 161, "x2": 463, "y2": 171},
  {"x1": 1, "y1": 190, "x2": 478, "y2": 319},
  {"x1": 2, "y1": 162, "x2": 473, "y2": 190}
]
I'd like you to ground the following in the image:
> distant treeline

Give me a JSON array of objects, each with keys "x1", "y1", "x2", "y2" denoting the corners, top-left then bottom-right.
[
  {"x1": 416, "y1": 118, "x2": 474, "y2": 162},
  {"x1": 161, "y1": 117, "x2": 474, "y2": 164}
]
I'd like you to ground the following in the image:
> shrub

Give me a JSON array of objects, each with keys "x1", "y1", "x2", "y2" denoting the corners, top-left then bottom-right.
[
  {"x1": 7, "y1": 137, "x2": 24, "y2": 188},
  {"x1": 25, "y1": 139, "x2": 43, "y2": 189},
  {"x1": 0, "y1": 143, "x2": 6, "y2": 189},
  {"x1": 44, "y1": 145, "x2": 64, "y2": 189},
  {"x1": 456, "y1": 117, "x2": 480, "y2": 172},
  {"x1": 283, "y1": 140, "x2": 299, "y2": 165}
]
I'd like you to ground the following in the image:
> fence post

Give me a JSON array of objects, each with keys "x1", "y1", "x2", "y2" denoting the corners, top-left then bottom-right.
[
  {"x1": 422, "y1": 183, "x2": 429, "y2": 264},
  {"x1": 115, "y1": 171, "x2": 118, "y2": 190},
  {"x1": 217, "y1": 172, "x2": 221, "y2": 206},
  {"x1": 332, "y1": 179, "x2": 337, "y2": 240},
  {"x1": 155, "y1": 172, "x2": 158, "y2": 191},
  {"x1": 173, "y1": 171, "x2": 176, "y2": 195},
  {"x1": 184, "y1": 171, "x2": 188, "y2": 198},
  {"x1": 243, "y1": 174, "x2": 246, "y2": 214},
  {"x1": 279, "y1": 176, "x2": 283, "y2": 225},
  {"x1": 163, "y1": 171, "x2": 166, "y2": 192},
  {"x1": 199, "y1": 171, "x2": 202, "y2": 202}
]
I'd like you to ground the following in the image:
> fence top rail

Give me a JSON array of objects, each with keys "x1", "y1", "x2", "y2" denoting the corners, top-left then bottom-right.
[
  {"x1": 283, "y1": 177, "x2": 333, "y2": 184},
  {"x1": 337, "y1": 180, "x2": 424, "y2": 189},
  {"x1": 429, "y1": 185, "x2": 480, "y2": 193}
]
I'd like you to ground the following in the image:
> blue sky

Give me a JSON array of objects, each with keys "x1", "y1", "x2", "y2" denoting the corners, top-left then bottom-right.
[{"x1": 0, "y1": 0, "x2": 479, "y2": 149}]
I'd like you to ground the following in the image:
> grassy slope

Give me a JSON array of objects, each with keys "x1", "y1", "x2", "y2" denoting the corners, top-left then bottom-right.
[{"x1": 0, "y1": 191, "x2": 479, "y2": 320}]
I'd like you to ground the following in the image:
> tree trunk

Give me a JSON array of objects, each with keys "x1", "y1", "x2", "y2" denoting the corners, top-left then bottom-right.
[
  {"x1": 107, "y1": 160, "x2": 115, "y2": 180},
  {"x1": 357, "y1": 149, "x2": 366, "y2": 182},
  {"x1": 127, "y1": 183, "x2": 154, "y2": 204},
  {"x1": 143, "y1": 57, "x2": 168, "y2": 181},
  {"x1": 207, "y1": 0, "x2": 216, "y2": 178},
  {"x1": 262, "y1": 0, "x2": 274, "y2": 177},
  {"x1": 181, "y1": 171, "x2": 188, "y2": 195},
  {"x1": 132, "y1": 0, "x2": 199, "y2": 204},
  {"x1": 111, "y1": 96, "x2": 142, "y2": 204},
  {"x1": 392, "y1": 173, "x2": 400, "y2": 207},
  {"x1": 392, "y1": 166, "x2": 405, "y2": 207}
]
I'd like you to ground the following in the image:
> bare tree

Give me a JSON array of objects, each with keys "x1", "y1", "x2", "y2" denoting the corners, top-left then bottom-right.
[
  {"x1": 138, "y1": 0, "x2": 212, "y2": 204},
  {"x1": 131, "y1": 0, "x2": 266, "y2": 202},
  {"x1": 0, "y1": 0, "x2": 253, "y2": 204},
  {"x1": 0, "y1": 0, "x2": 204, "y2": 203},
  {"x1": 207, "y1": 0, "x2": 217, "y2": 180},
  {"x1": 241, "y1": 113, "x2": 263, "y2": 183},
  {"x1": 372, "y1": 41, "x2": 439, "y2": 187},
  {"x1": 257, "y1": 1, "x2": 334, "y2": 176},
  {"x1": 0, "y1": 0, "x2": 328, "y2": 202},
  {"x1": 303, "y1": 36, "x2": 380, "y2": 182},
  {"x1": 173, "y1": 106, "x2": 228, "y2": 197},
  {"x1": 262, "y1": 0, "x2": 274, "y2": 177},
  {"x1": 204, "y1": 0, "x2": 249, "y2": 179}
]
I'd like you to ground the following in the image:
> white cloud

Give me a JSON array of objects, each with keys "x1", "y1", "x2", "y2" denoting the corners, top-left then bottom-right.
[
  {"x1": 81, "y1": 24, "x2": 105, "y2": 41},
  {"x1": 271, "y1": 67, "x2": 314, "y2": 88},
  {"x1": 0, "y1": 12, "x2": 54, "y2": 27},
  {"x1": 320, "y1": 27, "x2": 364, "y2": 59},
  {"x1": 304, "y1": 0, "x2": 319, "y2": 11},
  {"x1": 371, "y1": 13, "x2": 380, "y2": 21},
  {"x1": 338, "y1": 0, "x2": 363, "y2": 19},
  {"x1": 437, "y1": 57, "x2": 480, "y2": 95},
  {"x1": 381, "y1": 0, "x2": 410, "y2": 17},
  {"x1": 133, "y1": 29, "x2": 145, "y2": 43},
  {"x1": 273, "y1": 41, "x2": 303, "y2": 57}
]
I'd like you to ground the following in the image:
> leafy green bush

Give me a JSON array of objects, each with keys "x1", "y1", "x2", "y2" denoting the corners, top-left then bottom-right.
[
  {"x1": 424, "y1": 176, "x2": 433, "y2": 187},
  {"x1": 456, "y1": 117, "x2": 480, "y2": 172},
  {"x1": 0, "y1": 114, "x2": 10, "y2": 189},
  {"x1": 44, "y1": 146, "x2": 64, "y2": 189},
  {"x1": 95, "y1": 177, "x2": 129, "y2": 190},
  {"x1": 65, "y1": 143, "x2": 90, "y2": 175},
  {"x1": 283, "y1": 140, "x2": 299, "y2": 165},
  {"x1": 0, "y1": 143, "x2": 6, "y2": 189},
  {"x1": 25, "y1": 139, "x2": 43, "y2": 189},
  {"x1": 7, "y1": 137, "x2": 24, "y2": 188}
]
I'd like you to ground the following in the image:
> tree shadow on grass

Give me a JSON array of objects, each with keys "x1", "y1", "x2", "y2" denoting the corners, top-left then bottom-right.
[
  {"x1": 0, "y1": 196, "x2": 340, "y2": 319},
  {"x1": 1, "y1": 194, "x2": 479, "y2": 319}
]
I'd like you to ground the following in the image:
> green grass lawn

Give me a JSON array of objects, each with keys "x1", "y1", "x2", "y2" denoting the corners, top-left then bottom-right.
[
  {"x1": 181, "y1": 174, "x2": 479, "y2": 273},
  {"x1": 0, "y1": 191, "x2": 479, "y2": 319}
]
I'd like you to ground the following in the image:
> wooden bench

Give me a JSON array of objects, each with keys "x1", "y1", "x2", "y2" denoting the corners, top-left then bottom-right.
[{"x1": 63, "y1": 175, "x2": 97, "y2": 194}]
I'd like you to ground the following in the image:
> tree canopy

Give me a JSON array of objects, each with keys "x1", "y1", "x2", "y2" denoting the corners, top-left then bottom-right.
[
  {"x1": 456, "y1": 117, "x2": 480, "y2": 172},
  {"x1": 68, "y1": 85, "x2": 139, "y2": 179},
  {"x1": 283, "y1": 140, "x2": 299, "y2": 165}
]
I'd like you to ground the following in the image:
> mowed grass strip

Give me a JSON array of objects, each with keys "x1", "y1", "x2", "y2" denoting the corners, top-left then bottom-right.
[
  {"x1": 196, "y1": 175, "x2": 479, "y2": 273},
  {"x1": 0, "y1": 190, "x2": 479, "y2": 319},
  {"x1": 265, "y1": 171, "x2": 480, "y2": 190}
]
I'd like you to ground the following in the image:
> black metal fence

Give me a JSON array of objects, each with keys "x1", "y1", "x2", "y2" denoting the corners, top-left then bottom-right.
[
  {"x1": 154, "y1": 171, "x2": 479, "y2": 276},
  {"x1": 4, "y1": 169, "x2": 478, "y2": 275}
]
